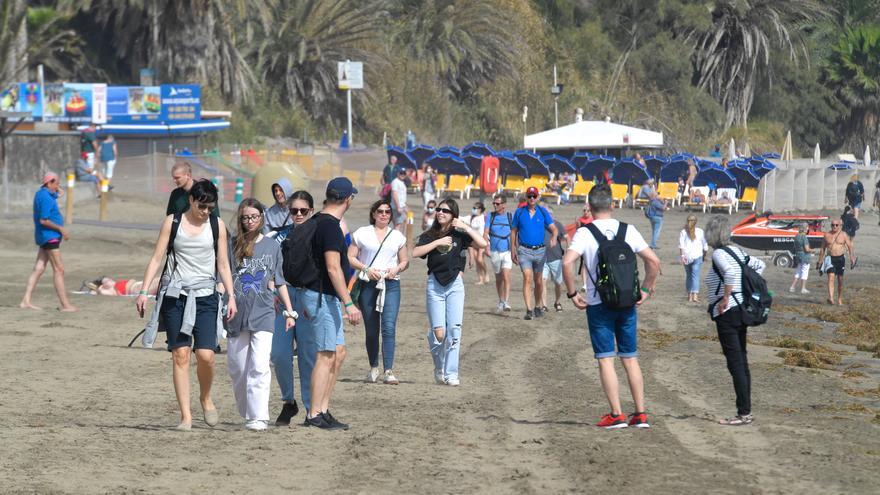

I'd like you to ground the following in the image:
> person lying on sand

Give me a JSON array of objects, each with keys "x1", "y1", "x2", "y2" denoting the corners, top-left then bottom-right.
[{"x1": 82, "y1": 276, "x2": 159, "y2": 296}]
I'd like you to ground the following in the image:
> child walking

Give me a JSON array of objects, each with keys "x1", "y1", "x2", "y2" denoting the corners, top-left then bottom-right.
[{"x1": 227, "y1": 198, "x2": 296, "y2": 430}]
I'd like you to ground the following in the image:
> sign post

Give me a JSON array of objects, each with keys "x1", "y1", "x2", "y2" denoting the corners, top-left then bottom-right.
[{"x1": 338, "y1": 60, "x2": 363, "y2": 145}]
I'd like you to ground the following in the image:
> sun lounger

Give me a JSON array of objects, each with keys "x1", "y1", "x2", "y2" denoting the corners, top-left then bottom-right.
[
  {"x1": 611, "y1": 183, "x2": 628, "y2": 209},
  {"x1": 569, "y1": 181, "x2": 593, "y2": 201},
  {"x1": 445, "y1": 174, "x2": 471, "y2": 199},
  {"x1": 682, "y1": 186, "x2": 709, "y2": 212},
  {"x1": 503, "y1": 176, "x2": 525, "y2": 195},
  {"x1": 657, "y1": 182, "x2": 680, "y2": 207},
  {"x1": 739, "y1": 187, "x2": 757, "y2": 210}
]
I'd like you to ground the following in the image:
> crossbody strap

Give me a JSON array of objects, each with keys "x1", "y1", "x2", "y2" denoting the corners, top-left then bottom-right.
[{"x1": 364, "y1": 229, "x2": 394, "y2": 270}]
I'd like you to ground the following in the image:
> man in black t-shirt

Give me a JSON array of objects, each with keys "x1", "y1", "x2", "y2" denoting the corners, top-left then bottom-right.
[
  {"x1": 298, "y1": 177, "x2": 361, "y2": 431},
  {"x1": 166, "y1": 161, "x2": 219, "y2": 218}
]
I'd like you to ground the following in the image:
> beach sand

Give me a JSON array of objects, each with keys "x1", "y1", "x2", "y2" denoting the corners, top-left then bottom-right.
[{"x1": 1, "y1": 192, "x2": 878, "y2": 494}]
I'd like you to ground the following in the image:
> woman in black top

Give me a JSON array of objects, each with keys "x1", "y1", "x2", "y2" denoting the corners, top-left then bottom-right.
[{"x1": 413, "y1": 199, "x2": 487, "y2": 386}]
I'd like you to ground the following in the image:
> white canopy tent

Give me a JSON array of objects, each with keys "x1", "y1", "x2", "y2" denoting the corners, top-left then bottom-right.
[{"x1": 523, "y1": 120, "x2": 663, "y2": 151}]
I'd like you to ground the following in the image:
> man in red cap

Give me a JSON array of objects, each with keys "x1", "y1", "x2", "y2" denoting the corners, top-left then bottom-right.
[
  {"x1": 20, "y1": 172, "x2": 77, "y2": 311},
  {"x1": 510, "y1": 186, "x2": 558, "y2": 320}
]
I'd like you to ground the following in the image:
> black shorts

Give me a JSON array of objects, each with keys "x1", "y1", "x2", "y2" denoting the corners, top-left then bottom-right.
[
  {"x1": 40, "y1": 239, "x2": 61, "y2": 250},
  {"x1": 829, "y1": 255, "x2": 845, "y2": 276},
  {"x1": 160, "y1": 293, "x2": 219, "y2": 352}
]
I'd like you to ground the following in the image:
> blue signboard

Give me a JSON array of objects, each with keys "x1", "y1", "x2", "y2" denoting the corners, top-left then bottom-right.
[
  {"x1": 160, "y1": 84, "x2": 201, "y2": 121},
  {"x1": 107, "y1": 86, "x2": 163, "y2": 122}
]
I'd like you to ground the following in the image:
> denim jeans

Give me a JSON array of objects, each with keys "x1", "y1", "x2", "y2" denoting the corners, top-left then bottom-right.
[
  {"x1": 715, "y1": 308, "x2": 751, "y2": 416},
  {"x1": 649, "y1": 216, "x2": 663, "y2": 249},
  {"x1": 684, "y1": 258, "x2": 703, "y2": 293},
  {"x1": 359, "y1": 279, "x2": 401, "y2": 370},
  {"x1": 292, "y1": 288, "x2": 346, "y2": 413},
  {"x1": 270, "y1": 310, "x2": 297, "y2": 403},
  {"x1": 426, "y1": 274, "x2": 465, "y2": 380}
]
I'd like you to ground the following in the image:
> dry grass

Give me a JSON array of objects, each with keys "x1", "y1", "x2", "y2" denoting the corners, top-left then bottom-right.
[
  {"x1": 691, "y1": 334, "x2": 718, "y2": 342},
  {"x1": 638, "y1": 329, "x2": 684, "y2": 349},
  {"x1": 777, "y1": 349, "x2": 842, "y2": 369},
  {"x1": 844, "y1": 386, "x2": 880, "y2": 398},
  {"x1": 762, "y1": 336, "x2": 837, "y2": 354},
  {"x1": 779, "y1": 320, "x2": 823, "y2": 332},
  {"x1": 842, "y1": 369, "x2": 869, "y2": 379},
  {"x1": 774, "y1": 288, "x2": 880, "y2": 352}
]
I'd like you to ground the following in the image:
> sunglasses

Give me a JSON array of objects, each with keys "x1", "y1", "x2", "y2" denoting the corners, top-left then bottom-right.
[
  {"x1": 526, "y1": 194, "x2": 538, "y2": 199},
  {"x1": 289, "y1": 207, "x2": 311, "y2": 216},
  {"x1": 831, "y1": 223, "x2": 841, "y2": 226},
  {"x1": 436, "y1": 207, "x2": 454, "y2": 214},
  {"x1": 376, "y1": 208, "x2": 392, "y2": 215},
  {"x1": 196, "y1": 203, "x2": 216, "y2": 213},
  {"x1": 492, "y1": 202, "x2": 503, "y2": 206},
  {"x1": 241, "y1": 214, "x2": 261, "y2": 223}
]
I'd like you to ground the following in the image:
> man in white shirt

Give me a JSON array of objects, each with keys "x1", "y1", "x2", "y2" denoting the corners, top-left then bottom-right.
[
  {"x1": 391, "y1": 167, "x2": 409, "y2": 232},
  {"x1": 562, "y1": 183, "x2": 660, "y2": 429}
]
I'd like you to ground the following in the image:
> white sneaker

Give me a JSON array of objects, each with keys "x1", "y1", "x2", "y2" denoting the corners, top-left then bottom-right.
[
  {"x1": 434, "y1": 370, "x2": 445, "y2": 384},
  {"x1": 445, "y1": 377, "x2": 460, "y2": 386},
  {"x1": 496, "y1": 301, "x2": 504, "y2": 313},
  {"x1": 502, "y1": 301, "x2": 512, "y2": 311},
  {"x1": 244, "y1": 419, "x2": 269, "y2": 431},
  {"x1": 366, "y1": 367, "x2": 380, "y2": 383},
  {"x1": 801, "y1": 288, "x2": 810, "y2": 294},
  {"x1": 788, "y1": 287, "x2": 796, "y2": 293},
  {"x1": 383, "y1": 369, "x2": 399, "y2": 385}
]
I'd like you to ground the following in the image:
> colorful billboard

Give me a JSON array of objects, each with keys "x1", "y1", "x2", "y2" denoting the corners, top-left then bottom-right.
[
  {"x1": 161, "y1": 84, "x2": 201, "y2": 121},
  {"x1": 107, "y1": 86, "x2": 163, "y2": 122},
  {"x1": 0, "y1": 83, "x2": 42, "y2": 119}
]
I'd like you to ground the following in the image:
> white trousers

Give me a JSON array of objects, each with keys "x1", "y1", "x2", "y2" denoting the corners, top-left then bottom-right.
[{"x1": 227, "y1": 330, "x2": 273, "y2": 421}]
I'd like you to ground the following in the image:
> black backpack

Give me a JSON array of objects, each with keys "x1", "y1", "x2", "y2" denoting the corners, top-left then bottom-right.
[
  {"x1": 845, "y1": 181, "x2": 861, "y2": 199},
  {"x1": 281, "y1": 214, "x2": 322, "y2": 289},
  {"x1": 710, "y1": 246, "x2": 772, "y2": 326},
  {"x1": 584, "y1": 222, "x2": 641, "y2": 310}
]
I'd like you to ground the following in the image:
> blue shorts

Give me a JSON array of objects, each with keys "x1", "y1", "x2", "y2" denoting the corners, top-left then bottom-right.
[
  {"x1": 849, "y1": 199, "x2": 862, "y2": 209},
  {"x1": 586, "y1": 303, "x2": 638, "y2": 359},
  {"x1": 297, "y1": 289, "x2": 345, "y2": 352},
  {"x1": 542, "y1": 259, "x2": 563, "y2": 284},
  {"x1": 77, "y1": 173, "x2": 99, "y2": 184},
  {"x1": 161, "y1": 294, "x2": 219, "y2": 352},
  {"x1": 517, "y1": 245, "x2": 546, "y2": 273}
]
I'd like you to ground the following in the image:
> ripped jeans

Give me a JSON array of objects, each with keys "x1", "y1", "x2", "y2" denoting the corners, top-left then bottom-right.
[{"x1": 426, "y1": 273, "x2": 465, "y2": 380}]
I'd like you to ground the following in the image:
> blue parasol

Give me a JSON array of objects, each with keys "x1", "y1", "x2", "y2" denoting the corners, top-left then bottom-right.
[
  {"x1": 728, "y1": 163, "x2": 760, "y2": 190},
  {"x1": 579, "y1": 156, "x2": 614, "y2": 182},
  {"x1": 386, "y1": 146, "x2": 417, "y2": 169},
  {"x1": 408, "y1": 144, "x2": 436, "y2": 166},
  {"x1": 462, "y1": 152, "x2": 484, "y2": 178},
  {"x1": 660, "y1": 157, "x2": 690, "y2": 182},
  {"x1": 462, "y1": 142, "x2": 495, "y2": 157},
  {"x1": 643, "y1": 155, "x2": 668, "y2": 178},
  {"x1": 438, "y1": 145, "x2": 461, "y2": 156},
  {"x1": 498, "y1": 151, "x2": 529, "y2": 178},
  {"x1": 611, "y1": 158, "x2": 651, "y2": 185},
  {"x1": 541, "y1": 154, "x2": 576, "y2": 176},
  {"x1": 762, "y1": 152, "x2": 781, "y2": 159},
  {"x1": 425, "y1": 153, "x2": 471, "y2": 176},
  {"x1": 514, "y1": 150, "x2": 550, "y2": 177},
  {"x1": 828, "y1": 162, "x2": 853, "y2": 170},
  {"x1": 570, "y1": 152, "x2": 592, "y2": 171},
  {"x1": 750, "y1": 158, "x2": 776, "y2": 178},
  {"x1": 694, "y1": 164, "x2": 737, "y2": 189}
]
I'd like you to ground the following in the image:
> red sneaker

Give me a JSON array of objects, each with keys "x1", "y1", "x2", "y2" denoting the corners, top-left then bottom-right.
[
  {"x1": 628, "y1": 412, "x2": 650, "y2": 428},
  {"x1": 596, "y1": 413, "x2": 628, "y2": 429}
]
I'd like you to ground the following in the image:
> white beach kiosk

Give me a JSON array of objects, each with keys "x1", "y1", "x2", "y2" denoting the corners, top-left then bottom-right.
[{"x1": 523, "y1": 117, "x2": 664, "y2": 153}]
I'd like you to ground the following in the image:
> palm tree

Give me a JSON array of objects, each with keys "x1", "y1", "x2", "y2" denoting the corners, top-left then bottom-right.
[
  {"x1": 824, "y1": 25, "x2": 880, "y2": 150},
  {"x1": 392, "y1": 0, "x2": 521, "y2": 99},
  {"x1": 256, "y1": 0, "x2": 389, "y2": 122},
  {"x1": 691, "y1": 0, "x2": 831, "y2": 129},
  {"x1": 26, "y1": 7, "x2": 99, "y2": 81},
  {"x1": 0, "y1": 0, "x2": 27, "y2": 87},
  {"x1": 59, "y1": 0, "x2": 272, "y2": 102}
]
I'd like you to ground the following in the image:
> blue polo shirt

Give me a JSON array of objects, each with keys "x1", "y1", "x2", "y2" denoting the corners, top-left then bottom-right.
[
  {"x1": 33, "y1": 187, "x2": 63, "y2": 246},
  {"x1": 512, "y1": 205, "x2": 552, "y2": 247}
]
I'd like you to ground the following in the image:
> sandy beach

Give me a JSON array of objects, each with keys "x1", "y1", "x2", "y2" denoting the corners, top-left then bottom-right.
[{"x1": 1, "y1": 192, "x2": 878, "y2": 494}]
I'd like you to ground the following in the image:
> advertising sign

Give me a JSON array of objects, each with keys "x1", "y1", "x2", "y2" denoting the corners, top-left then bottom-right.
[
  {"x1": 92, "y1": 83, "x2": 107, "y2": 124},
  {"x1": 338, "y1": 61, "x2": 364, "y2": 90},
  {"x1": 0, "y1": 83, "x2": 41, "y2": 119},
  {"x1": 42, "y1": 83, "x2": 95, "y2": 122},
  {"x1": 107, "y1": 86, "x2": 162, "y2": 122},
  {"x1": 161, "y1": 84, "x2": 201, "y2": 120}
]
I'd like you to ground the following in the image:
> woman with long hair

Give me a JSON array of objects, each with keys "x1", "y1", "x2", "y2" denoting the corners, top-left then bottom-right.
[
  {"x1": 136, "y1": 179, "x2": 237, "y2": 430},
  {"x1": 412, "y1": 199, "x2": 488, "y2": 386},
  {"x1": 468, "y1": 202, "x2": 490, "y2": 284},
  {"x1": 226, "y1": 198, "x2": 295, "y2": 430},
  {"x1": 271, "y1": 190, "x2": 314, "y2": 426},
  {"x1": 348, "y1": 199, "x2": 409, "y2": 384},
  {"x1": 678, "y1": 214, "x2": 708, "y2": 302}
]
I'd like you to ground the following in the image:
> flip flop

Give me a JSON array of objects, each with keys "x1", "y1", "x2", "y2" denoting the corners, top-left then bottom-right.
[{"x1": 554, "y1": 303, "x2": 563, "y2": 312}]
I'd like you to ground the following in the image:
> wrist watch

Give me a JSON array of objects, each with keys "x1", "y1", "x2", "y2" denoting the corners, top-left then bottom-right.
[
  {"x1": 282, "y1": 310, "x2": 298, "y2": 320},
  {"x1": 566, "y1": 291, "x2": 578, "y2": 299}
]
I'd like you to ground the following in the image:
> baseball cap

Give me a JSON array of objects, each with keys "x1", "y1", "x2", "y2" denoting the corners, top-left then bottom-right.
[
  {"x1": 526, "y1": 186, "x2": 539, "y2": 196},
  {"x1": 396, "y1": 166, "x2": 408, "y2": 175},
  {"x1": 326, "y1": 177, "x2": 358, "y2": 200},
  {"x1": 80, "y1": 151, "x2": 88, "y2": 159},
  {"x1": 42, "y1": 171, "x2": 59, "y2": 185}
]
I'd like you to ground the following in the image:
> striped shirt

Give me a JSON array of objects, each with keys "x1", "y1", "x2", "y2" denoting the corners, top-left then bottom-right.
[{"x1": 706, "y1": 246, "x2": 766, "y2": 317}]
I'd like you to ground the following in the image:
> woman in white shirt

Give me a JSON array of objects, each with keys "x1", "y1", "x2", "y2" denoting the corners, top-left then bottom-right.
[
  {"x1": 468, "y1": 202, "x2": 489, "y2": 284},
  {"x1": 704, "y1": 215, "x2": 766, "y2": 426},
  {"x1": 348, "y1": 199, "x2": 409, "y2": 385},
  {"x1": 678, "y1": 214, "x2": 708, "y2": 302}
]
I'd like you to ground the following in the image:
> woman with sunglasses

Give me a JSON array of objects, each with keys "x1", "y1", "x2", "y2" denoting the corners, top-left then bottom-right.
[
  {"x1": 226, "y1": 198, "x2": 295, "y2": 430},
  {"x1": 270, "y1": 190, "x2": 314, "y2": 426},
  {"x1": 348, "y1": 200, "x2": 409, "y2": 384},
  {"x1": 413, "y1": 199, "x2": 488, "y2": 386},
  {"x1": 136, "y1": 179, "x2": 237, "y2": 430}
]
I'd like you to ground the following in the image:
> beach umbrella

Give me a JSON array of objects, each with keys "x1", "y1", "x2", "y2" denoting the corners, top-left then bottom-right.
[
  {"x1": 425, "y1": 152, "x2": 471, "y2": 176},
  {"x1": 814, "y1": 143, "x2": 821, "y2": 164},
  {"x1": 643, "y1": 155, "x2": 668, "y2": 178},
  {"x1": 386, "y1": 146, "x2": 417, "y2": 169},
  {"x1": 659, "y1": 157, "x2": 689, "y2": 182},
  {"x1": 497, "y1": 151, "x2": 529, "y2": 178},
  {"x1": 728, "y1": 137, "x2": 737, "y2": 160},
  {"x1": 865, "y1": 145, "x2": 871, "y2": 167},
  {"x1": 828, "y1": 162, "x2": 853, "y2": 171},
  {"x1": 541, "y1": 154, "x2": 576, "y2": 176},
  {"x1": 438, "y1": 145, "x2": 461, "y2": 156},
  {"x1": 694, "y1": 164, "x2": 737, "y2": 189},
  {"x1": 408, "y1": 143, "x2": 436, "y2": 166},
  {"x1": 462, "y1": 142, "x2": 495, "y2": 157},
  {"x1": 751, "y1": 159, "x2": 777, "y2": 178},
  {"x1": 611, "y1": 158, "x2": 651, "y2": 185},
  {"x1": 781, "y1": 130, "x2": 793, "y2": 162},
  {"x1": 570, "y1": 152, "x2": 592, "y2": 170},
  {"x1": 514, "y1": 150, "x2": 550, "y2": 177},
  {"x1": 462, "y1": 152, "x2": 484, "y2": 178},
  {"x1": 579, "y1": 155, "x2": 615, "y2": 182},
  {"x1": 762, "y1": 152, "x2": 781, "y2": 159},
  {"x1": 729, "y1": 163, "x2": 761, "y2": 189},
  {"x1": 671, "y1": 152, "x2": 696, "y2": 161}
]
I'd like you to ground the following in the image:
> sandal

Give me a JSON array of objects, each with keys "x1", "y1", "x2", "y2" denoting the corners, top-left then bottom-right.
[
  {"x1": 554, "y1": 303, "x2": 563, "y2": 312},
  {"x1": 719, "y1": 414, "x2": 753, "y2": 426}
]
